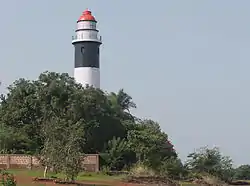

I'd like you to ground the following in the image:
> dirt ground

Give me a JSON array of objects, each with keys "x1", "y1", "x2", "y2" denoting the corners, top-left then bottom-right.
[{"x1": 12, "y1": 174, "x2": 141, "y2": 186}]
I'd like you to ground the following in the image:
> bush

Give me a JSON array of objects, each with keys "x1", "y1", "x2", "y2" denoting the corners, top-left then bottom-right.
[
  {"x1": 185, "y1": 147, "x2": 234, "y2": 182},
  {"x1": 192, "y1": 174, "x2": 228, "y2": 186},
  {"x1": 158, "y1": 157, "x2": 187, "y2": 180},
  {"x1": 1, "y1": 171, "x2": 16, "y2": 186},
  {"x1": 129, "y1": 162, "x2": 155, "y2": 177}
]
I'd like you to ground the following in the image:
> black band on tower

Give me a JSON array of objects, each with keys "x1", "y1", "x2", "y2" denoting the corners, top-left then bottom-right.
[{"x1": 74, "y1": 42, "x2": 100, "y2": 68}]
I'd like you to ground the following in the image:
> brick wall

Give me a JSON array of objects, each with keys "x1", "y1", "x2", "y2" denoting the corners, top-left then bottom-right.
[{"x1": 0, "y1": 154, "x2": 99, "y2": 172}]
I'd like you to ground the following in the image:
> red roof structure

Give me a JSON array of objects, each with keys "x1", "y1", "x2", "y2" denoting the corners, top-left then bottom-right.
[{"x1": 78, "y1": 9, "x2": 96, "y2": 22}]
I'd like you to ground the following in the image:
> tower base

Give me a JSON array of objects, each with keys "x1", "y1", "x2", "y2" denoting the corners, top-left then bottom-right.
[{"x1": 74, "y1": 67, "x2": 100, "y2": 88}]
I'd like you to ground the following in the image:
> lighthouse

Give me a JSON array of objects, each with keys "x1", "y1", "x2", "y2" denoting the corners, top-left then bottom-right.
[{"x1": 72, "y1": 9, "x2": 102, "y2": 88}]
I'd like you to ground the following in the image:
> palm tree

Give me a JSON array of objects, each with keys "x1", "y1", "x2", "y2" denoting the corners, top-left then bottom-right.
[
  {"x1": 108, "y1": 89, "x2": 136, "y2": 121},
  {"x1": 108, "y1": 89, "x2": 136, "y2": 112}
]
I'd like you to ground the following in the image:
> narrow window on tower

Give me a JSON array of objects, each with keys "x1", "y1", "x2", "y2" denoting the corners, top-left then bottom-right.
[{"x1": 81, "y1": 47, "x2": 85, "y2": 55}]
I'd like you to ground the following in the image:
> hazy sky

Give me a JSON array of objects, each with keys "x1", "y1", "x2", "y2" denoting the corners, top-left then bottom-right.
[{"x1": 0, "y1": 0, "x2": 249, "y2": 165}]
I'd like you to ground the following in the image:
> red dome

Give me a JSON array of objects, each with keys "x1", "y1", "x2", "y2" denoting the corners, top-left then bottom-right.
[{"x1": 78, "y1": 9, "x2": 96, "y2": 22}]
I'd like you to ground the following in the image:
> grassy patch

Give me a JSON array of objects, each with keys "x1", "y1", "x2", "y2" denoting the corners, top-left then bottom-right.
[
  {"x1": 18, "y1": 185, "x2": 46, "y2": 186},
  {"x1": 179, "y1": 182, "x2": 197, "y2": 186},
  {"x1": 6, "y1": 169, "x2": 125, "y2": 182},
  {"x1": 4, "y1": 169, "x2": 203, "y2": 186},
  {"x1": 77, "y1": 172, "x2": 125, "y2": 181}
]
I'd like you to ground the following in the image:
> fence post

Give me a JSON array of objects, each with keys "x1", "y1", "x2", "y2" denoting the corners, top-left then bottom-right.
[
  {"x1": 6, "y1": 155, "x2": 10, "y2": 169},
  {"x1": 95, "y1": 154, "x2": 99, "y2": 172},
  {"x1": 28, "y1": 156, "x2": 32, "y2": 170}
]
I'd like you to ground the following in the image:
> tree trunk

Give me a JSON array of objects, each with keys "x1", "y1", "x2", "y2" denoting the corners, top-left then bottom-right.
[{"x1": 44, "y1": 166, "x2": 48, "y2": 178}]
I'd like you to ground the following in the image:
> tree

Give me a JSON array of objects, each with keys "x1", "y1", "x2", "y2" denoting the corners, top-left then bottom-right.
[
  {"x1": 0, "y1": 124, "x2": 33, "y2": 154},
  {"x1": 0, "y1": 78, "x2": 43, "y2": 154},
  {"x1": 41, "y1": 117, "x2": 84, "y2": 181},
  {"x1": 108, "y1": 89, "x2": 136, "y2": 121},
  {"x1": 234, "y1": 164, "x2": 250, "y2": 180},
  {"x1": 159, "y1": 157, "x2": 187, "y2": 180},
  {"x1": 127, "y1": 119, "x2": 177, "y2": 167},
  {"x1": 0, "y1": 72, "x2": 126, "y2": 155},
  {"x1": 0, "y1": 71, "x2": 178, "y2": 175},
  {"x1": 0, "y1": 125, "x2": 13, "y2": 153},
  {"x1": 77, "y1": 88, "x2": 126, "y2": 153},
  {"x1": 185, "y1": 147, "x2": 234, "y2": 182}
]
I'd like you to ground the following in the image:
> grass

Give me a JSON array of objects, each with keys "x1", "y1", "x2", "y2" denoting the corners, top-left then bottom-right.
[
  {"x1": 6, "y1": 169, "x2": 125, "y2": 182},
  {"x1": 5, "y1": 169, "x2": 118, "y2": 186},
  {"x1": 18, "y1": 185, "x2": 46, "y2": 186},
  {"x1": 179, "y1": 181, "x2": 196, "y2": 185},
  {"x1": 5, "y1": 169, "x2": 197, "y2": 186},
  {"x1": 9, "y1": 169, "x2": 246, "y2": 186}
]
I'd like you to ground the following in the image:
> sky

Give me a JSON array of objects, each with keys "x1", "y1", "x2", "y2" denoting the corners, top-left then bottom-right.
[{"x1": 0, "y1": 0, "x2": 249, "y2": 166}]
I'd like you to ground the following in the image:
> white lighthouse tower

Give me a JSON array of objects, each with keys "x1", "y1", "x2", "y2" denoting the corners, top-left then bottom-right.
[{"x1": 72, "y1": 9, "x2": 102, "y2": 88}]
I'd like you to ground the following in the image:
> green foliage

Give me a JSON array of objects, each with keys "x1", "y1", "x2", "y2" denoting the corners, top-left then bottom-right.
[
  {"x1": 101, "y1": 136, "x2": 135, "y2": 171},
  {"x1": 40, "y1": 117, "x2": 84, "y2": 180},
  {"x1": 129, "y1": 162, "x2": 156, "y2": 177},
  {"x1": 0, "y1": 70, "x2": 247, "y2": 184},
  {"x1": 107, "y1": 89, "x2": 136, "y2": 121},
  {"x1": 159, "y1": 157, "x2": 187, "y2": 180},
  {"x1": 234, "y1": 164, "x2": 250, "y2": 180},
  {"x1": 127, "y1": 119, "x2": 176, "y2": 167},
  {"x1": 0, "y1": 171, "x2": 16, "y2": 186},
  {"x1": 0, "y1": 71, "x2": 176, "y2": 177},
  {"x1": 185, "y1": 146, "x2": 234, "y2": 182}
]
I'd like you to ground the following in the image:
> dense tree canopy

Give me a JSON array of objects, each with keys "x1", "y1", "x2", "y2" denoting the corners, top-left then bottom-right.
[
  {"x1": 0, "y1": 71, "x2": 249, "y2": 182},
  {"x1": 0, "y1": 72, "x2": 176, "y2": 173}
]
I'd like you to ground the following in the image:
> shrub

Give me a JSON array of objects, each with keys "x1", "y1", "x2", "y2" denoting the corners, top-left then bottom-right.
[
  {"x1": 129, "y1": 162, "x2": 155, "y2": 177},
  {"x1": 1, "y1": 171, "x2": 16, "y2": 186},
  {"x1": 158, "y1": 157, "x2": 187, "y2": 180}
]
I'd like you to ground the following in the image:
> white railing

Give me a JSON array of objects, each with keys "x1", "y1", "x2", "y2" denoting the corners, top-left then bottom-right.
[{"x1": 72, "y1": 35, "x2": 102, "y2": 43}]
